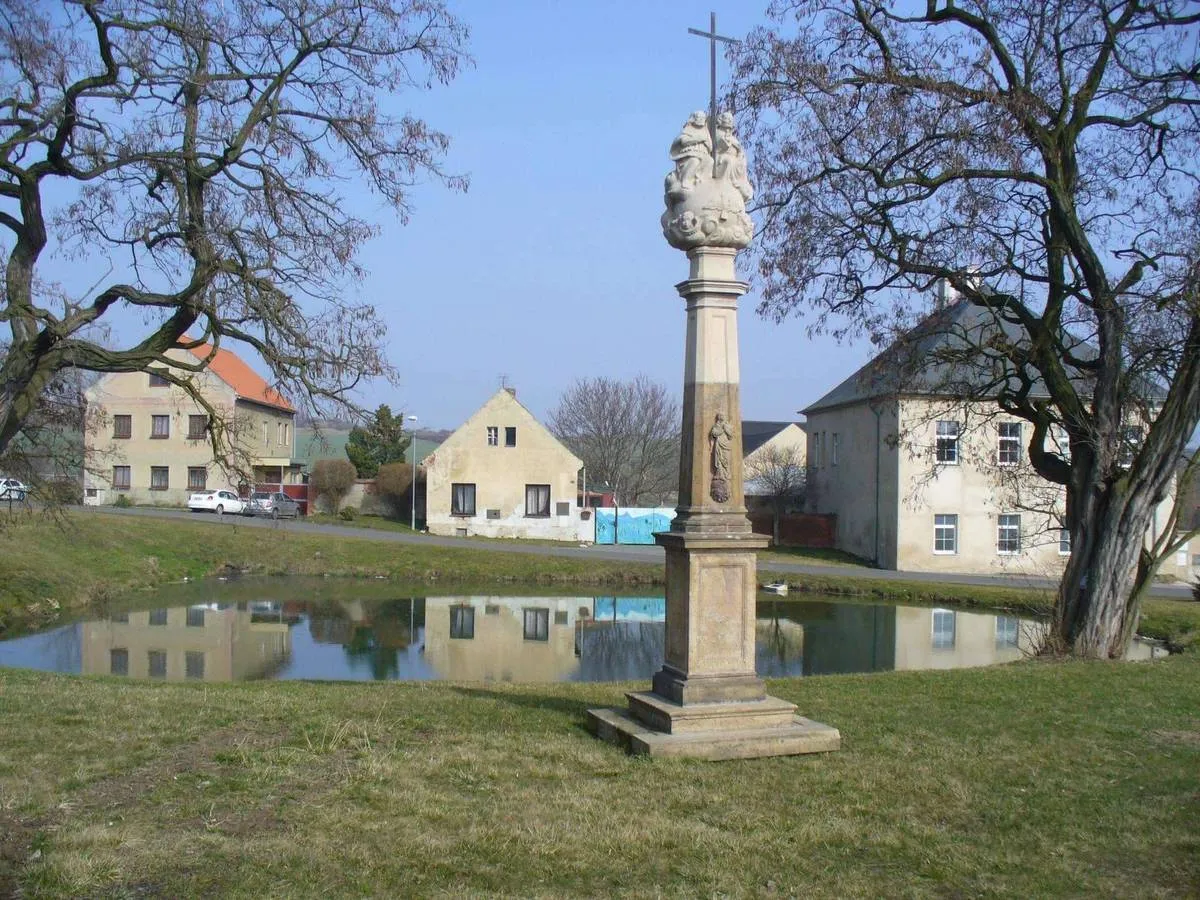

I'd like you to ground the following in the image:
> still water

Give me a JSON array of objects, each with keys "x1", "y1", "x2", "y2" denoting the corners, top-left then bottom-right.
[{"x1": 0, "y1": 577, "x2": 1163, "y2": 684}]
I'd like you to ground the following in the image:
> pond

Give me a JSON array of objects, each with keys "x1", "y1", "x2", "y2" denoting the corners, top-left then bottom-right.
[{"x1": 0, "y1": 577, "x2": 1166, "y2": 684}]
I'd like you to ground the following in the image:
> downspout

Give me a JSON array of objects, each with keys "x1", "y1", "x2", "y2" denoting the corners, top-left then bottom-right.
[{"x1": 873, "y1": 402, "x2": 882, "y2": 567}]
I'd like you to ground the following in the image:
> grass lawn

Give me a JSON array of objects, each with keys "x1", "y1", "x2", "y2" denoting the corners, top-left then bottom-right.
[{"x1": 0, "y1": 656, "x2": 1197, "y2": 897}]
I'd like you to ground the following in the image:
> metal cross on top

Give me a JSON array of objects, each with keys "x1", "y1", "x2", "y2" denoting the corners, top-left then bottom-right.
[{"x1": 687, "y1": 11, "x2": 740, "y2": 150}]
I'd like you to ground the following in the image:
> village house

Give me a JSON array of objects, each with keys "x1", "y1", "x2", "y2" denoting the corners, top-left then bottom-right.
[
  {"x1": 803, "y1": 298, "x2": 1185, "y2": 577},
  {"x1": 742, "y1": 420, "x2": 807, "y2": 503},
  {"x1": 424, "y1": 388, "x2": 586, "y2": 541},
  {"x1": 83, "y1": 343, "x2": 300, "y2": 506}
]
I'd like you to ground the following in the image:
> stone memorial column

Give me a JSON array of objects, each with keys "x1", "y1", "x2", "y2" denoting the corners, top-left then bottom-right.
[{"x1": 588, "y1": 112, "x2": 839, "y2": 760}]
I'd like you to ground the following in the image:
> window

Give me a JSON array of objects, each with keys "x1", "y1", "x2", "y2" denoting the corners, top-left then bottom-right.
[
  {"x1": 277, "y1": 422, "x2": 290, "y2": 446},
  {"x1": 555, "y1": 501, "x2": 571, "y2": 517},
  {"x1": 997, "y1": 514, "x2": 1021, "y2": 554},
  {"x1": 148, "y1": 650, "x2": 167, "y2": 678},
  {"x1": 185, "y1": 650, "x2": 205, "y2": 679},
  {"x1": 504, "y1": 426, "x2": 517, "y2": 447},
  {"x1": 525, "y1": 484, "x2": 551, "y2": 517},
  {"x1": 113, "y1": 414, "x2": 132, "y2": 439},
  {"x1": 996, "y1": 616, "x2": 1020, "y2": 649},
  {"x1": 148, "y1": 370, "x2": 169, "y2": 387},
  {"x1": 1059, "y1": 525, "x2": 1071, "y2": 556},
  {"x1": 187, "y1": 467, "x2": 207, "y2": 491},
  {"x1": 487, "y1": 426, "x2": 498, "y2": 446},
  {"x1": 150, "y1": 466, "x2": 169, "y2": 491},
  {"x1": 151, "y1": 415, "x2": 170, "y2": 439},
  {"x1": 262, "y1": 421, "x2": 269, "y2": 447},
  {"x1": 188, "y1": 415, "x2": 208, "y2": 439},
  {"x1": 998, "y1": 422, "x2": 1021, "y2": 465},
  {"x1": 186, "y1": 606, "x2": 205, "y2": 628},
  {"x1": 821, "y1": 432, "x2": 828, "y2": 468},
  {"x1": 450, "y1": 605, "x2": 475, "y2": 639},
  {"x1": 933, "y1": 514, "x2": 958, "y2": 554},
  {"x1": 451, "y1": 483, "x2": 476, "y2": 516},
  {"x1": 1119, "y1": 425, "x2": 1142, "y2": 467},
  {"x1": 554, "y1": 610, "x2": 569, "y2": 626},
  {"x1": 931, "y1": 609, "x2": 956, "y2": 649},
  {"x1": 523, "y1": 607, "x2": 550, "y2": 642},
  {"x1": 1048, "y1": 425, "x2": 1070, "y2": 457},
  {"x1": 935, "y1": 421, "x2": 959, "y2": 464},
  {"x1": 110, "y1": 648, "x2": 129, "y2": 675},
  {"x1": 831, "y1": 433, "x2": 840, "y2": 467},
  {"x1": 149, "y1": 608, "x2": 168, "y2": 626},
  {"x1": 112, "y1": 466, "x2": 131, "y2": 490}
]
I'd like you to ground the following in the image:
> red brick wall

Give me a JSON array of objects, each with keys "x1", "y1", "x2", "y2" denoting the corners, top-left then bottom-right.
[{"x1": 749, "y1": 512, "x2": 836, "y2": 548}]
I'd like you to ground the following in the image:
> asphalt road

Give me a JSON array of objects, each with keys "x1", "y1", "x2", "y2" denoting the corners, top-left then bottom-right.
[{"x1": 87, "y1": 505, "x2": 1194, "y2": 599}]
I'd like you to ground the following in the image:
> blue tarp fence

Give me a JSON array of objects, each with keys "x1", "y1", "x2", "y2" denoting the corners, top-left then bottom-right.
[{"x1": 593, "y1": 507, "x2": 675, "y2": 545}]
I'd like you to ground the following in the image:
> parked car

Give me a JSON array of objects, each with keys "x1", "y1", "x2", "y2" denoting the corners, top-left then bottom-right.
[
  {"x1": 187, "y1": 489, "x2": 246, "y2": 515},
  {"x1": 244, "y1": 491, "x2": 299, "y2": 519},
  {"x1": 0, "y1": 477, "x2": 28, "y2": 502}
]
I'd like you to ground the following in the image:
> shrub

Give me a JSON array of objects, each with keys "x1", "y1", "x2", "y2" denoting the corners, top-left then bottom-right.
[
  {"x1": 113, "y1": 494, "x2": 132, "y2": 508},
  {"x1": 309, "y1": 458, "x2": 357, "y2": 512},
  {"x1": 375, "y1": 462, "x2": 415, "y2": 507},
  {"x1": 339, "y1": 506, "x2": 357, "y2": 521}
]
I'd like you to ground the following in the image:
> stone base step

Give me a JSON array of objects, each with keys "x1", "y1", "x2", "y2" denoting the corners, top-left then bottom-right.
[
  {"x1": 626, "y1": 691, "x2": 798, "y2": 734},
  {"x1": 587, "y1": 706, "x2": 840, "y2": 761}
]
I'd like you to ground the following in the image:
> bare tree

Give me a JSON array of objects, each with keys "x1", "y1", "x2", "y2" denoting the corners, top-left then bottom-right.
[
  {"x1": 550, "y1": 376, "x2": 680, "y2": 507},
  {"x1": 745, "y1": 443, "x2": 806, "y2": 546},
  {"x1": 732, "y1": 0, "x2": 1200, "y2": 658},
  {"x1": 0, "y1": 0, "x2": 469, "y2": 460}
]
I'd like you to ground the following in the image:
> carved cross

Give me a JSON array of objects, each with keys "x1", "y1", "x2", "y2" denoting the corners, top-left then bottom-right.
[{"x1": 687, "y1": 12, "x2": 740, "y2": 154}]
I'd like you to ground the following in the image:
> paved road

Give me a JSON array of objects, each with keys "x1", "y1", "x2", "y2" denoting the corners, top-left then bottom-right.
[{"x1": 88, "y1": 505, "x2": 1193, "y2": 599}]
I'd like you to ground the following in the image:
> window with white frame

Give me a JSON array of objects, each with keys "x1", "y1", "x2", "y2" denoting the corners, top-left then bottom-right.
[
  {"x1": 1059, "y1": 524, "x2": 1071, "y2": 555},
  {"x1": 995, "y1": 615, "x2": 1020, "y2": 648},
  {"x1": 487, "y1": 426, "x2": 498, "y2": 446},
  {"x1": 998, "y1": 422, "x2": 1021, "y2": 465},
  {"x1": 932, "y1": 609, "x2": 956, "y2": 649},
  {"x1": 1118, "y1": 425, "x2": 1142, "y2": 467},
  {"x1": 934, "y1": 514, "x2": 958, "y2": 554},
  {"x1": 821, "y1": 432, "x2": 828, "y2": 467},
  {"x1": 997, "y1": 514, "x2": 1021, "y2": 554},
  {"x1": 831, "y1": 433, "x2": 840, "y2": 467},
  {"x1": 935, "y1": 420, "x2": 959, "y2": 464}
]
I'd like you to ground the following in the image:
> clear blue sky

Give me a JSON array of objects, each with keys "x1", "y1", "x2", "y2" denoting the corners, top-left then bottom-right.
[{"x1": 54, "y1": 1, "x2": 882, "y2": 431}]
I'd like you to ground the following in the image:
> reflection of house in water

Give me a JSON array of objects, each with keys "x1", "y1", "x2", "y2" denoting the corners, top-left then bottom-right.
[
  {"x1": 774, "y1": 600, "x2": 1043, "y2": 675},
  {"x1": 82, "y1": 605, "x2": 291, "y2": 682},
  {"x1": 423, "y1": 596, "x2": 587, "y2": 682}
]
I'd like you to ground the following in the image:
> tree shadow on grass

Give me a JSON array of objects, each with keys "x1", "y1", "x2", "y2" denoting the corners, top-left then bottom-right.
[{"x1": 447, "y1": 686, "x2": 607, "y2": 735}]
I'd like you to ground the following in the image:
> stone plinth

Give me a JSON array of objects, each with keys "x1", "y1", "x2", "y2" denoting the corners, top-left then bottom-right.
[{"x1": 587, "y1": 117, "x2": 838, "y2": 760}]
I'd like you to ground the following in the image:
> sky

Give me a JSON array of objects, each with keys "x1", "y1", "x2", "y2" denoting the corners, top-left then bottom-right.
[{"x1": 46, "y1": 0, "x2": 883, "y2": 433}]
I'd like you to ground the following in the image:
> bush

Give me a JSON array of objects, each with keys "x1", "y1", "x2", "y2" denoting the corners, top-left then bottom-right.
[
  {"x1": 309, "y1": 458, "x2": 357, "y2": 513},
  {"x1": 113, "y1": 494, "x2": 132, "y2": 508},
  {"x1": 338, "y1": 506, "x2": 357, "y2": 521},
  {"x1": 375, "y1": 462, "x2": 416, "y2": 506},
  {"x1": 38, "y1": 479, "x2": 82, "y2": 505}
]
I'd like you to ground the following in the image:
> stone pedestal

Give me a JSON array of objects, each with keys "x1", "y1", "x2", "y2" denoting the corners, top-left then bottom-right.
[{"x1": 587, "y1": 236, "x2": 839, "y2": 760}]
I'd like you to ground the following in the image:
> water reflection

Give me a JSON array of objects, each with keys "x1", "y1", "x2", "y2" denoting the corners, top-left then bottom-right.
[{"x1": 0, "y1": 580, "x2": 1167, "y2": 684}]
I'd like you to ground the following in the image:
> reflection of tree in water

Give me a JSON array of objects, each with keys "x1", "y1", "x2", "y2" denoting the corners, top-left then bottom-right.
[
  {"x1": 307, "y1": 598, "x2": 424, "y2": 681},
  {"x1": 755, "y1": 617, "x2": 805, "y2": 678},
  {"x1": 343, "y1": 627, "x2": 400, "y2": 680},
  {"x1": 577, "y1": 622, "x2": 665, "y2": 682}
]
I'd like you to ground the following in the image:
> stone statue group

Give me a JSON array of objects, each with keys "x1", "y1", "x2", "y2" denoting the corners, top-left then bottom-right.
[{"x1": 661, "y1": 111, "x2": 754, "y2": 251}]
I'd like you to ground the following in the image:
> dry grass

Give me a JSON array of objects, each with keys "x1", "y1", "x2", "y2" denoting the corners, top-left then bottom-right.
[{"x1": 2, "y1": 654, "x2": 1198, "y2": 897}]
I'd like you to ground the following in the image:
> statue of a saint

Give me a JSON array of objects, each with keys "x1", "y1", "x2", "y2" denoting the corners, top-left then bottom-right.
[
  {"x1": 714, "y1": 112, "x2": 753, "y2": 203},
  {"x1": 709, "y1": 412, "x2": 733, "y2": 503},
  {"x1": 665, "y1": 111, "x2": 713, "y2": 202}
]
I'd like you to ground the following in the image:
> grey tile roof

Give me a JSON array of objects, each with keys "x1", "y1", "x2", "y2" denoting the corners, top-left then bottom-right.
[
  {"x1": 741, "y1": 420, "x2": 804, "y2": 456},
  {"x1": 803, "y1": 299, "x2": 1166, "y2": 415}
]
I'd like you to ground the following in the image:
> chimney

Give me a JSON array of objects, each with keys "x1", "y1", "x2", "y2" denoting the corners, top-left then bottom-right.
[{"x1": 504, "y1": 387, "x2": 517, "y2": 398}]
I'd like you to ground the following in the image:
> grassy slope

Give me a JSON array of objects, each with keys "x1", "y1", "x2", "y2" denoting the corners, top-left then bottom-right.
[
  {"x1": 0, "y1": 656, "x2": 1197, "y2": 897},
  {"x1": 2, "y1": 511, "x2": 1198, "y2": 649}
]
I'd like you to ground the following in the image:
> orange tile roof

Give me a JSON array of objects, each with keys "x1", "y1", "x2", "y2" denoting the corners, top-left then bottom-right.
[{"x1": 186, "y1": 342, "x2": 294, "y2": 413}]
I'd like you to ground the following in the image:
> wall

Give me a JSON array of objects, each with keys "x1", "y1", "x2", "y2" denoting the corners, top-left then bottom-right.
[
  {"x1": 425, "y1": 390, "x2": 584, "y2": 541},
  {"x1": 593, "y1": 507, "x2": 675, "y2": 544},
  {"x1": 747, "y1": 512, "x2": 836, "y2": 548},
  {"x1": 805, "y1": 400, "x2": 900, "y2": 567}
]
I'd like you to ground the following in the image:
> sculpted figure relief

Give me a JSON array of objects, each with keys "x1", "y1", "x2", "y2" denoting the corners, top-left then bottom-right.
[
  {"x1": 709, "y1": 412, "x2": 733, "y2": 503},
  {"x1": 661, "y1": 111, "x2": 754, "y2": 251}
]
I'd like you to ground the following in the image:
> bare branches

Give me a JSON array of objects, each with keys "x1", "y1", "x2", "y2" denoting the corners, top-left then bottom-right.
[
  {"x1": 0, "y1": 0, "x2": 470, "y2": 456},
  {"x1": 549, "y1": 376, "x2": 680, "y2": 507}
]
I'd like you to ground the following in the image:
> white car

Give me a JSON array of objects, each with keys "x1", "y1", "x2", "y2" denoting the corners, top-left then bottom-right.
[
  {"x1": 187, "y1": 489, "x2": 246, "y2": 515},
  {"x1": 0, "y1": 477, "x2": 28, "y2": 502}
]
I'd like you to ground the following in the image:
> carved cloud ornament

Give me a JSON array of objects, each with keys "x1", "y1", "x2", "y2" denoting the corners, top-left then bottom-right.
[{"x1": 662, "y1": 111, "x2": 754, "y2": 251}]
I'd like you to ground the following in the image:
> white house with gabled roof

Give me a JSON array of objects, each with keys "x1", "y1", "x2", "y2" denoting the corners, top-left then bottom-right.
[{"x1": 423, "y1": 388, "x2": 588, "y2": 541}]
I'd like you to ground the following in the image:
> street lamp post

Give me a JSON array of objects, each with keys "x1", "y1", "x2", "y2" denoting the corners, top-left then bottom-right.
[{"x1": 407, "y1": 414, "x2": 419, "y2": 531}]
